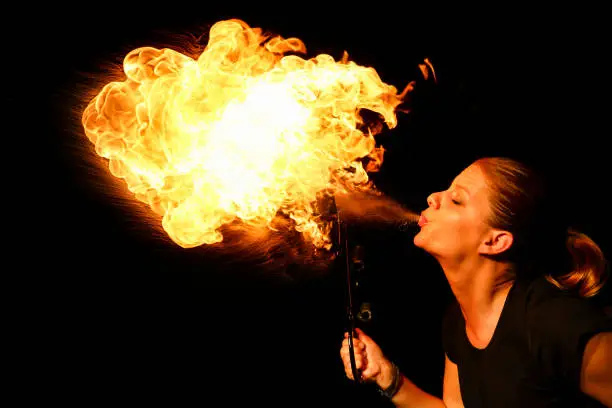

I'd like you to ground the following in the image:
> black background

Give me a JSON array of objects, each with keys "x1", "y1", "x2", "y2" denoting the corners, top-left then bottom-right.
[{"x1": 16, "y1": 4, "x2": 611, "y2": 407}]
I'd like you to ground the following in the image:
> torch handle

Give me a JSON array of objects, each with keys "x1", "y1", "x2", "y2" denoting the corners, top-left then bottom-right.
[
  {"x1": 339, "y1": 216, "x2": 362, "y2": 383},
  {"x1": 347, "y1": 312, "x2": 362, "y2": 383}
]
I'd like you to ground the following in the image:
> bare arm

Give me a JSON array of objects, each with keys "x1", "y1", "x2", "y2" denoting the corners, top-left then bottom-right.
[
  {"x1": 442, "y1": 354, "x2": 464, "y2": 408},
  {"x1": 580, "y1": 332, "x2": 612, "y2": 407},
  {"x1": 341, "y1": 328, "x2": 448, "y2": 407},
  {"x1": 385, "y1": 370, "x2": 445, "y2": 408},
  {"x1": 387, "y1": 354, "x2": 463, "y2": 407}
]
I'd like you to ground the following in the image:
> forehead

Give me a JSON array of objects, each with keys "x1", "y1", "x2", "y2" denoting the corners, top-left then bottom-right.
[{"x1": 452, "y1": 164, "x2": 489, "y2": 193}]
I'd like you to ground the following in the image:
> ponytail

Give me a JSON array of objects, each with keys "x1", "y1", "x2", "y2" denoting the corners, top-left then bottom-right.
[{"x1": 546, "y1": 229, "x2": 609, "y2": 298}]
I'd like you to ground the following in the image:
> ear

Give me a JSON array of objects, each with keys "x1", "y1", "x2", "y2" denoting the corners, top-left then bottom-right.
[{"x1": 479, "y1": 230, "x2": 513, "y2": 256}]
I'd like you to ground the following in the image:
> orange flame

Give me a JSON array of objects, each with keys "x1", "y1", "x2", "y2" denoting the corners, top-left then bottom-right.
[{"x1": 81, "y1": 19, "x2": 410, "y2": 250}]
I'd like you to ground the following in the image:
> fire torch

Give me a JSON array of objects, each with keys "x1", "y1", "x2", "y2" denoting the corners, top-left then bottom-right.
[
  {"x1": 315, "y1": 191, "x2": 366, "y2": 383},
  {"x1": 338, "y1": 210, "x2": 363, "y2": 383},
  {"x1": 316, "y1": 191, "x2": 419, "y2": 384}
]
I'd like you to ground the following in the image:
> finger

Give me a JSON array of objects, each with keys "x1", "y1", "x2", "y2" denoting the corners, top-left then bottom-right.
[
  {"x1": 340, "y1": 345, "x2": 363, "y2": 361},
  {"x1": 361, "y1": 359, "x2": 382, "y2": 379},
  {"x1": 342, "y1": 343, "x2": 365, "y2": 358},
  {"x1": 340, "y1": 345, "x2": 350, "y2": 360},
  {"x1": 342, "y1": 347, "x2": 366, "y2": 368},
  {"x1": 342, "y1": 337, "x2": 364, "y2": 351},
  {"x1": 354, "y1": 353, "x2": 364, "y2": 370},
  {"x1": 344, "y1": 359, "x2": 360, "y2": 380},
  {"x1": 354, "y1": 328, "x2": 375, "y2": 347},
  {"x1": 352, "y1": 339, "x2": 367, "y2": 353},
  {"x1": 354, "y1": 327, "x2": 367, "y2": 338},
  {"x1": 350, "y1": 336, "x2": 364, "y2": 347},
  {"x1": 361, "y1": 366, "x2": 374, "y2": 379}
]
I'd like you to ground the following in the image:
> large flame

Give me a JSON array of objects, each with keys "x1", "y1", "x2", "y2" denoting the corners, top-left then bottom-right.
[{"x1": 81, "y1": 19, "x2": 411, "y2": 250}]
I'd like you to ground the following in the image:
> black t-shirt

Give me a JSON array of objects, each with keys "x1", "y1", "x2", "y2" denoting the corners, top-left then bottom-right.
[{"x1": 442, "y1": 276, "x2": 612, "y2": 407}]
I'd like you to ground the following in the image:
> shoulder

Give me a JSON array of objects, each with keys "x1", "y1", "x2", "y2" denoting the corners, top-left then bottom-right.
[
  {"x1": 522, "y1": 276, "x2": 611, "y2": 360},
  {"x1": 523, "y1": 276, "x2": 611, "y2": 325},
  {"x1": 519, "y1": 277, "x2": 612, "y2": 387}
]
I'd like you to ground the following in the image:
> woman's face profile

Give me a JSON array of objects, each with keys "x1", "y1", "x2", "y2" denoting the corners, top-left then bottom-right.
[{"x1": 413, "y1": 163, "x2": 494, "y2": 261}]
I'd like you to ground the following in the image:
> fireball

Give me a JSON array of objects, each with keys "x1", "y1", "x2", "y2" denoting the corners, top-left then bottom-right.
[{"x1": 81, "y1": 18, "x2": 414, "y2": 250}]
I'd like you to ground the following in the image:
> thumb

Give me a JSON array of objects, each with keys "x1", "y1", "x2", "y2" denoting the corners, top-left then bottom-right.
[{"x1": 354, "y1": 327, "x2": 373, "y2": 344}]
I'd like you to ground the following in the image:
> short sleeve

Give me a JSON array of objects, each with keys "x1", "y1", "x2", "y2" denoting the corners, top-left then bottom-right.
[
  {"x1": 527, "y1": 294, "x2": 612, "y2": 387},
  {"x1": 441, "y1": 300, "x2": 462, "y2": 363}
]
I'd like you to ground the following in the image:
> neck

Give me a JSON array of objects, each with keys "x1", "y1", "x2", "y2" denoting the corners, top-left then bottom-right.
[{"x1": 441, "y1": 256, "x2": 515, "y2": 335}]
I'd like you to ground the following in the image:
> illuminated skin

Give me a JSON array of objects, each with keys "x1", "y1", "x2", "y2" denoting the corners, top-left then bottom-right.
[
  {"x1": 413, "y1": 163, "x2": 498, "y2": 266},
  {"x1": 339, "y1": 160, "x2": 612, "y2": 408}
]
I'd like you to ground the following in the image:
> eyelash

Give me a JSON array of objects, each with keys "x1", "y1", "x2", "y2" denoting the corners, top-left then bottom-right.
[{"x1": 446, "y1": 188, "x2": 461, "y2": 205}]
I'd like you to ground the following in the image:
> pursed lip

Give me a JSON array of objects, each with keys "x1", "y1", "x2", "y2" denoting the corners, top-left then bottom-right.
[{"x1": 418, "y1": 214, "x2": 428, "y2": 227}]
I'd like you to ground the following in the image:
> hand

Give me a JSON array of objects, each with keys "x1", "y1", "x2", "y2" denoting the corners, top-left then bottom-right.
[{"x1": 340, "y1": 327, "x2": 395, "y2": 388}]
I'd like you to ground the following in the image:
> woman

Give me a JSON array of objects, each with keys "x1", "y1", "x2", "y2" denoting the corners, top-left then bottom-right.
[{"x1": 340, "y1": 157, "x2": 612, "y2": 407}]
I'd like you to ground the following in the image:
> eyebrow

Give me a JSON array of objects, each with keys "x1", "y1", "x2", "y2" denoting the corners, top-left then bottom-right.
[{"x1": 452, "y1": 184, "x2": 470, "y2": 196}]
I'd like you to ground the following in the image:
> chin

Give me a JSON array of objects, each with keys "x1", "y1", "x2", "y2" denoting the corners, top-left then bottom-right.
[{"x1": 413, "y1": 232, "x2": 425, "y2": 249}]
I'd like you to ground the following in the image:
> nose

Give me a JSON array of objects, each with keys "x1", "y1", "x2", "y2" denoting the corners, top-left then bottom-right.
[{"x1": 427, "y1": 192, "x2": 440, "y2": 209}]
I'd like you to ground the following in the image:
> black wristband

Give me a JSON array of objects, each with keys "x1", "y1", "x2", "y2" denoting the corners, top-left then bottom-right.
[{"x1": 378, "y1": 362, "x2": 402, "y2": 399}]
